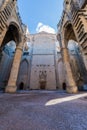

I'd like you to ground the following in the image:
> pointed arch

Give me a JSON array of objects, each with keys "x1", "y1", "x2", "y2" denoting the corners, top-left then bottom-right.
[{"x1": 17, "y1": 58, "x2": 29, "y2": 90}]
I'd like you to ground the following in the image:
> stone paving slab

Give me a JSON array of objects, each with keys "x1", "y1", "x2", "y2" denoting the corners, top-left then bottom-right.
[{"x1": 0, "y1": 91, "x2": 87, "y2": 130}]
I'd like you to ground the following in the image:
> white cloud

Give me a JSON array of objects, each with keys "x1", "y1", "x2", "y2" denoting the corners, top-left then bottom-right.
[{"x1": 36, "y1": 22, "x2": 56, "y2": 34}]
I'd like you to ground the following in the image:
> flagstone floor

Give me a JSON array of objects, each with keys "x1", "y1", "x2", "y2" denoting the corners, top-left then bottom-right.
[{"x1": 0, "y1": 90, "x2": 87, "y2": 130}]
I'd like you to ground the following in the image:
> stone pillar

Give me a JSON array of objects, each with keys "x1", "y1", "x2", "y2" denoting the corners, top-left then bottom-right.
[
  {"x1": 62, "y1": 47, "x2": 78, "y2": 93},
  {"x1": 5, "y1": 43, "x2": 23, "y2": 93}
]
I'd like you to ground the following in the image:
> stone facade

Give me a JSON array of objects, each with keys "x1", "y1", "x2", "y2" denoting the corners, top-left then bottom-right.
[
  {"x1": 16, "y1": 32, "x2": 87, "y2": 91},
  {"x1": 30, "y1": 32, "x2": 56, "y2": 90}
]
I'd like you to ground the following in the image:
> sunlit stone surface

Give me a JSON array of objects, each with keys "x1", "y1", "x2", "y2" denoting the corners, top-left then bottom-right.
[{"x1": 0, "y1": 91, "x2": 87, "y2": 130}]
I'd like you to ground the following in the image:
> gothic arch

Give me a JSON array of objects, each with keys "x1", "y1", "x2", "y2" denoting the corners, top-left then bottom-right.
[
  {"x1": 57, "y1": 21, "x2": 79, "y2": 93},
  {"x1": 17, "y1": 59, "x2": 29, "y2": 90},
  {"x1": 57, "y1": 58, "x2": 66, "y2": 89},
  {"x1": 0, "y1": 23, "x2": 21, "y2": 90},
  {"x1": 1, "y1": 23, "x2": 20, "y2": 48},
  {"x1": 0, "y1": 0, "x2": 26, "y2": 93},
  {"x1": 21, "y1": 58, "x2": 29, "y2": 65},
  {"x1": 0, "y1": 21, "x2": 21, "y2": 91},
  {"x1": 8, "y1": 21, "x2": 22, "y2": 43},
  {"x1": 61, "y1": 20, "x2": 87, "y2": 93},
  {"x1": 20, "y1": 58, "x2": 29, "y2": 66},
  {"x1": 63, "y1": 21, "x2": 77, "y2": 47}
]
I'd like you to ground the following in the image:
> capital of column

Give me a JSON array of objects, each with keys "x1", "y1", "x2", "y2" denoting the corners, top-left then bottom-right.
[
  {"x1": 61, "y1": 47, "x2": 68, "y2": 51},
  {"x1": 18, "y1": 34, "x2": 27, "y2": 49},
  {"x1": 16, "y1": 46, "x2": 23, "y2": 51}
]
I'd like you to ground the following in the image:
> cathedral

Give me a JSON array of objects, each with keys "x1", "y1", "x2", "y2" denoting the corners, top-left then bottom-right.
[{"x1": 0, "y1": 0, "x2": 87, "y2": 93}]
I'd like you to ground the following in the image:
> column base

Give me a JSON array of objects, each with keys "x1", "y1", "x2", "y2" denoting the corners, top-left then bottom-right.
[
  {"x1": 66, "y1": 86, "x2": 78, "y2": 94},
  {"x1": 5, "y1": 86, "x2": 17, "y2": 93}
]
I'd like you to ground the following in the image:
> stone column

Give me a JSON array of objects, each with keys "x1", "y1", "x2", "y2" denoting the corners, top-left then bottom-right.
[
  {"x1": 62, "y1": 47, "x2": 78, "y2": 93},
  {"x1": 5, "y1": 42, "x2": 23, "y2": 93}
]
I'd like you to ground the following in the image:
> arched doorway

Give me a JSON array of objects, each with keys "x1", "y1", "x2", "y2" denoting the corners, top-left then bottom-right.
[
  {"x1": 57, "y1": 58, "x2": 66, "y2": 89},
  {"x1": 0, "y1": 24, "x2": 20, "y2": 90},
  {"x1": 62, "y1": 83, "x2": 67, "y2": 90},
  {"x1": 40, "y1": 81, "x2": 46, "y2": 90},
  {"x1": 19, "y1": 82, "x2": 24, "y2": 90},
  {"x1": 39, "y1": 71, "x2": 47, "y2": 90},
  {"x1": 17, "y1": 59, "x2": 29, "y2": 90}
]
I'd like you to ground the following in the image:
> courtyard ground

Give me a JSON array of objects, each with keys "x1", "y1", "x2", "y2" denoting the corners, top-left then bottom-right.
[{"x1": 0, "y1": 90, "x2": 87, "y2": 130}]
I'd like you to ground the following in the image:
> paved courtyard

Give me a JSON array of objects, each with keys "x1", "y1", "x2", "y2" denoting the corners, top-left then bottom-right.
[{"x1": 0, "y1": 90, "x2": 87, "y2": 130}]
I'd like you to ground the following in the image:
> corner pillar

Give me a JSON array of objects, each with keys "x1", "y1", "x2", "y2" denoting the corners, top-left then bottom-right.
[
  {"x1": 5, "y1": 44, "x2": 23, "y2": 93},
  {"x1": 62, "y1": 47, "x2": 78, "y2": 93}
]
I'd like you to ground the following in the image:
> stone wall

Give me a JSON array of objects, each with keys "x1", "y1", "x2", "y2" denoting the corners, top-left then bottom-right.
[{"x1": 30, "y1": 32, "x2": 57, "y2": 90}]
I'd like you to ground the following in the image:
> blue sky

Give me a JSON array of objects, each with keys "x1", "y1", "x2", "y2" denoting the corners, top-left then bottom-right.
[{"x1": 18, "y1": 0, "x2": 64, "y2": 34}]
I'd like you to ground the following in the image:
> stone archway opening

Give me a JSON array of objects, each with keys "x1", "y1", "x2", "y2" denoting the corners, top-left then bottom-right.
[
  {"x1": 0, "y1": 41, "x2": 16, "y2": 90},
  {"x1": 62, "y1": 82, "x2": 67, "y2": 90},
  {"x1": 1, "y1": 24, "x2": 20, "y2": 48},
  {"x1": 0, "y1": 24, "x2": 20, "y2": 91},
  {"x1": 68, "y1": 40, "x2": 87, "y2": 90},
  {"x1": 0, "y1": 24, "x2": 20, "y2": 60},
  {"x1": 19, "y1": 82, "x2": 24, "y2": 90},
  {"x1": 39, "y1": 71, "x2": 47, "y2": 90},
  {"x1": 17, "y1": 59, "x2": 29, "y2": 90},
  {"x1": 40, "y1": 81, "x2": 46, "y2": 90},
  {"x1": 64, "y1": 22, "x2": 87, "y2": 91},
  {"x1": 64, "y1": 23, "x2": 77, "y2": 44}
]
